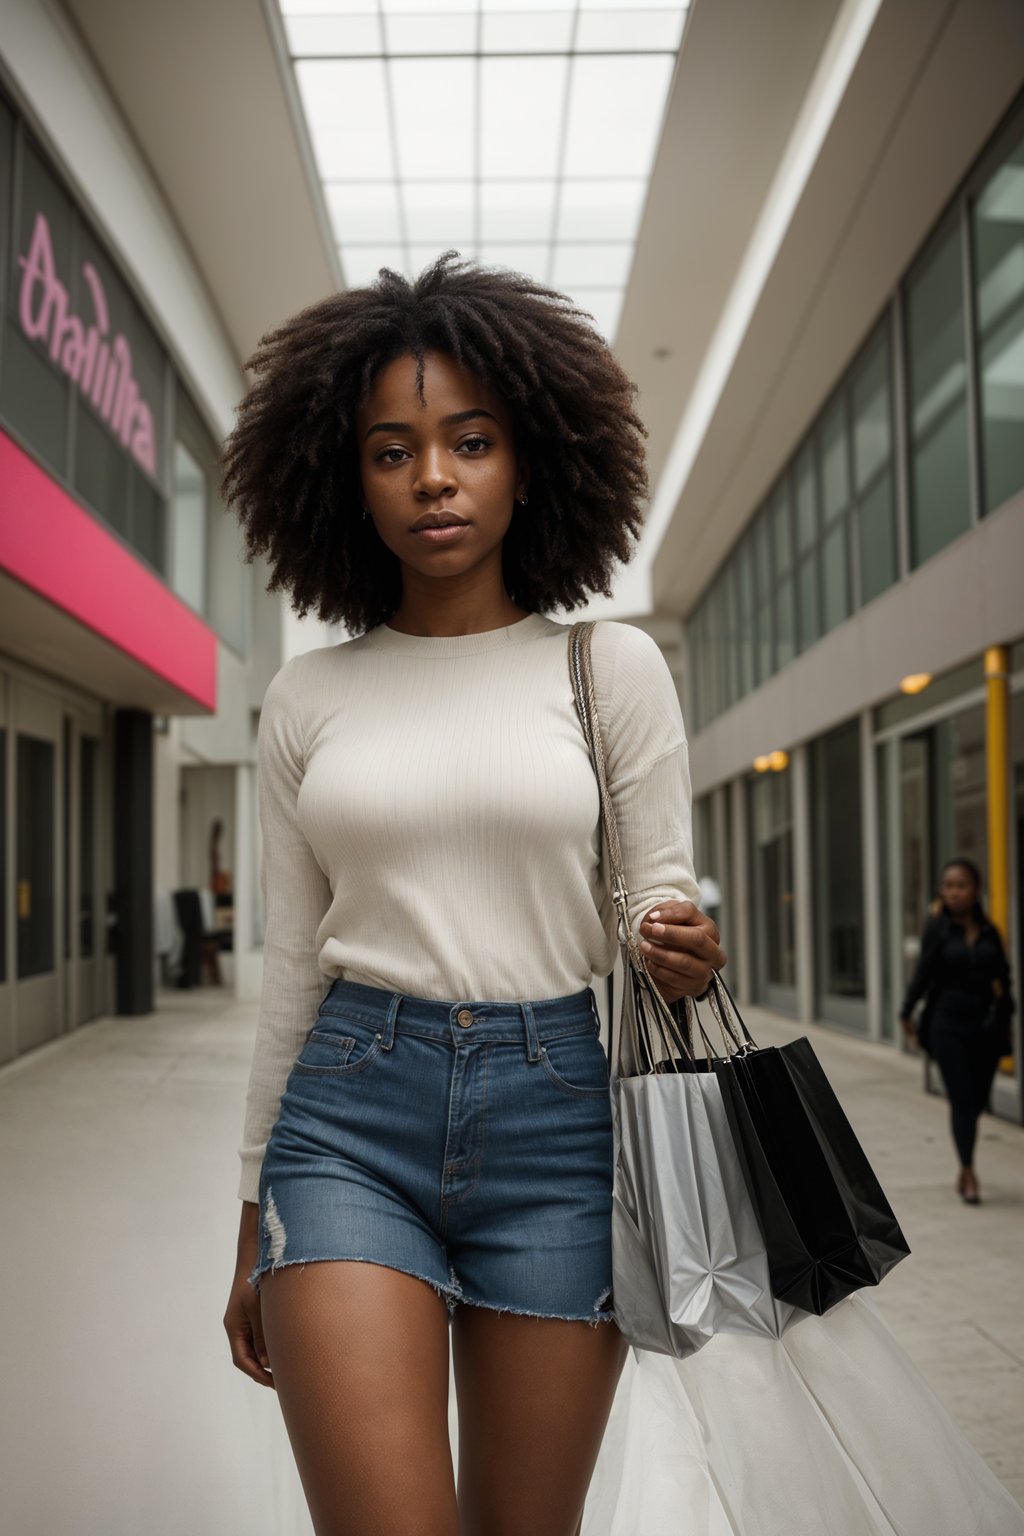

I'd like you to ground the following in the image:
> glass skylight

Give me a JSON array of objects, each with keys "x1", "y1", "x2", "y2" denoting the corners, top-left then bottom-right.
[{"x1": 278, "y1": 0, "x2": 690, "y2": 341}]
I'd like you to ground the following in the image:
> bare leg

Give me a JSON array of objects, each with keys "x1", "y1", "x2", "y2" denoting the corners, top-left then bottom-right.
[
  {"x1": 260, "y1": 1262, "x2": 458, "y2": 1536},
  {"x1": 452, "y1": 1308, "x2": 628, "y2": 1536}
]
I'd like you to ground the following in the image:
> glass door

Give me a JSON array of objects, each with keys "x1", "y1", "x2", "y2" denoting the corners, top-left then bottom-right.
[
  {"x1": 63, "y1": 705, "x2": 104, "y2": 1028},
  {"x1": 12, "y1": 679, "x2": 62, "y2": 1054},
  {"x1": 748, "y1": 768, "x2": 797, "y2": 1014},
  {"x1": 898, "y1": 732, "x2": 931, "y2": 998}
]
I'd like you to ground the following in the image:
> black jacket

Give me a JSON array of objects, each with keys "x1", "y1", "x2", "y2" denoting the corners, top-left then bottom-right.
[{"x1": 900, "y1": 906, "x2": 1014, "y2": 1030}]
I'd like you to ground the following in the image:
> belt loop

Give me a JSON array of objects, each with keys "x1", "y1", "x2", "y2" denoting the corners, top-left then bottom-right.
[
  {"x1": 521, "y1": 1001, "x2": 540, "y2": 1063},
  {"x1": 382, "y1": 992, "x2": 401, "y2": 1051}
]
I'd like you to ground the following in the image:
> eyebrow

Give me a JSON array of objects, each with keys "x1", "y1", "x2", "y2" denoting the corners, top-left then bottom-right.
[{"x1": 363, "y1": 408, "x2": 500, "y2": 441}]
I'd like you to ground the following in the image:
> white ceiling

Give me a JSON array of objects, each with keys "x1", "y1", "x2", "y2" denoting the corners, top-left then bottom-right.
[{"x1": 278, "y1": 0, "x2": 689, "y2": 339}]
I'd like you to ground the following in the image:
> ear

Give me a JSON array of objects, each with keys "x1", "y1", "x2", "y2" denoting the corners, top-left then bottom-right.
[{"x1": 515, "y1": 458, "x2": 530, "y2": 503}]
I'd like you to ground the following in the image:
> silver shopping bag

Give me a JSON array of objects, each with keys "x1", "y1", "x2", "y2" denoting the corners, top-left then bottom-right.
[
  {"x1": 568, "y1": 620, "x2": 800, "y2": 1358},
  {"x1": 611, "y1": 1063, "x2": 799, "y2": 1358}
]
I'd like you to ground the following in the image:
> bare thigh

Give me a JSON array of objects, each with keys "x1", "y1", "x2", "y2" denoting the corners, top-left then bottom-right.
[
  {"x1": 452, "y1": 1308, "x2": 629, "y2": 1536},
  {"x1": 259, "y1": 1261, "x2": 458, "y2": 1536}
]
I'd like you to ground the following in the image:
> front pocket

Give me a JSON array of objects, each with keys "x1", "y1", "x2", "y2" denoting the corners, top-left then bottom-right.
[
  {"x1": 292, "y1": 1029, "x2": 361, "y2": 1077},
  {"x1": 539, "y1": 1031, "x2": 611, "y2": 1098}
]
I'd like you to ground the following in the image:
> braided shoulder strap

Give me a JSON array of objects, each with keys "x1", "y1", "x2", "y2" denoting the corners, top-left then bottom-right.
[
  {"x1": 568, "y1": 621, "x2": 697, "y2": 1074},
  {"x1": 568, "y1": 621, "x2": 630, "y2": 934}
]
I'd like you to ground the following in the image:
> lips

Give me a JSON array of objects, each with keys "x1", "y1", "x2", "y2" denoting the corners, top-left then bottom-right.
[{"x1": 410, "y1": 511, "x2": 468, "y2": 532}]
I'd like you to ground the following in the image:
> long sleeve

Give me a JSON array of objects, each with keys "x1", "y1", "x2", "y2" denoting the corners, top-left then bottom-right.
[
  {"x1": 237, "y1": 661, "x2": 333, "y2": 1203},
  {"x1": 591, "y1": 622, "x2": 701, "y2": 947},
  {"x1": 899, "y1": 915, "x2": 945, "y2": 1020}
]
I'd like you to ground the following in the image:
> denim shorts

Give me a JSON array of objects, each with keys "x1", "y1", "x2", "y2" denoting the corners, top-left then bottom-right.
[{"x1": 250, "y1": 978, "x2": 616, "y2": 1324}]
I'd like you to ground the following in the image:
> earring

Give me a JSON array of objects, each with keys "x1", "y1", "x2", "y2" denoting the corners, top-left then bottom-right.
[
  {"x1": 517, "y1": 493, "x2": 529, "y2": 507},
  {"x1": 362, "y1": 505, "x2": 369, "y2": 520}
]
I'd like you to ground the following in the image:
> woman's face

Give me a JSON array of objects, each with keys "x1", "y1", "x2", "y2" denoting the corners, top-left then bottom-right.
[
  {"x1": 940, "y1": 864, "x2": 978, "y2": 914},
  {"x1": 356, "y1": 350, "x2": 526, "y2": 589}
]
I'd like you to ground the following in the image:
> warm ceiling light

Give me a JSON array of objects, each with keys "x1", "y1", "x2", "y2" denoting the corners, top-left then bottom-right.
[
  {"x1": 753, "y1": 755, "x2": 771, "y2": 773},
  {"x1": 768, "y1": 750, "x2": 790, "y2": 772},
  {"x1": 900, "y1": 672, "x2": 932, "y2": 695}
]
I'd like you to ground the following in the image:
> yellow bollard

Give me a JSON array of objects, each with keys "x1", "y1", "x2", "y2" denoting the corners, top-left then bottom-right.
[{"x1": 984, "y1": 646, "x2": 1013, "y2": 1075}]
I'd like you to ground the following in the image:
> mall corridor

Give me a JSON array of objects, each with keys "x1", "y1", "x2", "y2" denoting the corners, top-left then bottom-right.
[{"x1": 1, "y1": 991, "x2": 1021, "y2": 1535}]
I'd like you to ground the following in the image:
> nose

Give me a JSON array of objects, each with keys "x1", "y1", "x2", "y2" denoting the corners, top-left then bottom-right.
[{"x1": 414, "y1": 443, "x2": 457, "y2": 500}]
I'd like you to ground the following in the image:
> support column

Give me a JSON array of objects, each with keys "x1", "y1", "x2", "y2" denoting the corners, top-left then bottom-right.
[
  {"x1": 791, "y1": 744, "x2": 815, "y2": 1027},
  {"x1": 861, "y1": 711, "x2": 883, "y2": 1041},
  {"x1": 729, "y1": 777, "x2": 752, "y2": 1005},
  {"x1": 711, "y1": 783, "x2": 731, "y2": 955},
  {"x1": 113, "y1": 708, "x2": 153, "y2": 1016}
]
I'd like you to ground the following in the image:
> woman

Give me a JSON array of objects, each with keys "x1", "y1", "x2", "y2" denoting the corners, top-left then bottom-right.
[
  {"x1": 900, "y1": 858, "x2": 1015, "y2": 1205},
  {"x1": 220, "y1": 254, "x2": 724, "y2": 1536}
]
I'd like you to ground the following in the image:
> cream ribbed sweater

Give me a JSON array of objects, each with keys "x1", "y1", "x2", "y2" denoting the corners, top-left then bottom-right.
[{"x1": 238, "y1": 612, "x2": 699, "y2": 1202}]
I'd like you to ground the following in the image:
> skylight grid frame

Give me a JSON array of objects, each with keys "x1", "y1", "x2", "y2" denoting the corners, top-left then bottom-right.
[{"x1": 281, "y1": 1, "x2": 689, "y2": 340}]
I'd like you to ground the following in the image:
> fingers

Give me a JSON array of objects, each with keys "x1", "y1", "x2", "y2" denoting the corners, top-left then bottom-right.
[
  {"x1": 637, "y1": 902, "x2": 727, "y2": 998},
  {"x1": 642, "y1": 946, "x2": 718, "y2": 997},
  {"x1": 224, "y1": 1287, "x2": 276, "y2": 1390},
  {"x1": 639, "y1": 909, "x2": 726, "y2": 967}
]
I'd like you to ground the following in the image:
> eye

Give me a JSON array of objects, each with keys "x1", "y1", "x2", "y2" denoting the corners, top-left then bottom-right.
[
  {"x1": 375, "y1": 446, "x2": 409, "y2": 464},
  {"x1": 458, "y1": 435, "x2": 492, "y2": 454}
]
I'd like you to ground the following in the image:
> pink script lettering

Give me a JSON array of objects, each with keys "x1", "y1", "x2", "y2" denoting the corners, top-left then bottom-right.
[{"x1": 18, "y1": 211, "x2": 156, "y2": 477}]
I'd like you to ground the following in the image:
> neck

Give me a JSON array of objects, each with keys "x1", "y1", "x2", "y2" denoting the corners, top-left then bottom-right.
[{"x1": 387, "y1": 576, "x2": 527, "y2": 639}]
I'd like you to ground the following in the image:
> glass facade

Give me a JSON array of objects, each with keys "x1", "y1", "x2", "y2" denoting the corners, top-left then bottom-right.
[
  {"x1": 748, "y1": 767, "x2": 796, "y2": 1009},
  {"x1": 973, "y1": 131, "x2": 1024, "y2": 516},
  {"x1": 0, "y1": 84, "x2": 247, "y2": 655},
  {"x1": 906, "y1": 220, "x2": 971, "y2": 565},
  {"x1": 852, "y1": 324, "x2": 897, "y2": 604},
  {"x1": 812, "y1": 720, "x2": 866, "y2": 1030},
  {"x1": 688, "y1": 107, "x2": 1024, "y2": 732}
]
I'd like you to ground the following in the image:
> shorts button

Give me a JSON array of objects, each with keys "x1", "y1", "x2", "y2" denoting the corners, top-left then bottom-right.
[{"x1": 457, "y1": 1008, "x2": 474, "y2": 1028}]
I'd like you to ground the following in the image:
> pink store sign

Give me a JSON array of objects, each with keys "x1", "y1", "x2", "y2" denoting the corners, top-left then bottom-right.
[
  {"x1": 0, "y1": 427, "x2": 217, "y2": 712},
  {"x1": 18, "y1": 211, "x2": 157, "y2": 477}
]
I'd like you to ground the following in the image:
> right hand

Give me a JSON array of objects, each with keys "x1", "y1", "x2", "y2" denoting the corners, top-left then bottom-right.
[
  {"x1": 899, "y1": 1015, "x2": 919, "y2": 1047},
  {"x1": 223, "y1": 1201, "x2": 275, "y2": 1389}
]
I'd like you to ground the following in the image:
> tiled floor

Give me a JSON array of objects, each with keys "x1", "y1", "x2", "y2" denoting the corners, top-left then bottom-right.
[{"x1": 0, "y1": 988, "x2": 1021, "y2": 1533}]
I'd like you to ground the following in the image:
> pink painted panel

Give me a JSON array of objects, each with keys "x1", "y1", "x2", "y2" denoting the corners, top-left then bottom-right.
[{"x1": 0, "y1": 428, "x2": 217, "y2": 710}]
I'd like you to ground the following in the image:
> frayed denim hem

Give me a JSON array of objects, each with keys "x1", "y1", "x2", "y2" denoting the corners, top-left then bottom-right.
[
  {"x1": 247, "y1": 1251, "x2": 615, "y2": 1328},
  {"x1": 247, "y1": 1251, "x2": 462, "y2": 1306}
]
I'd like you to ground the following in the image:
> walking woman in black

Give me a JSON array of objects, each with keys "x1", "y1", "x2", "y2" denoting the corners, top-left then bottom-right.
[{"x1": 900, "y1": 858, "x2": 1015, "y2": 1204}]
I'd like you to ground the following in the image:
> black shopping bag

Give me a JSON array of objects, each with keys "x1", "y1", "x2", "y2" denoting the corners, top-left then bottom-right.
[{"x1": 707, "y1": 982, "x2": 910, "y2": 1315}]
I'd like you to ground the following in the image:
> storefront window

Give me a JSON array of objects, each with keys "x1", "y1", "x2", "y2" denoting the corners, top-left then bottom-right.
[
  {"x1": 897, "y1": 701, "x2": 987, "y2": 995},
  {"x1": 172, "y1": 441, "x2": 207, "y2": 615},
  {"x1": 771, "y1": 483, "x2": 795, "y2": 670},
  {"x1": 0, "y1": 98, "x2": 12, "y2": 316},
  {"x1": 933, "y1": 704, "x2": 987, "y2": 880},
  {"x1": 813, "y1": 720, "x2": 866, "y2": 1030},
  {"x1": 0, "y1": 106, "x2": 172, "y2": 576},
  {"x1": 852, "y1": 323, "x2": 897, "y2": 604},
  {"x1": 973, "y1": 128, "x2": 1024, "y2": 516},
  {"x1": 749, "y1": 767, "x2": 796, "y2": 1008},
  {"x1": 753, "y1": 508, "x2": 773, "y2": 684},
  {"x1": 906, "y1": 221, "x2": 971, "y2": 565},
  {"x1": 722, "y1": 564, "x2": 738, "y2": 710},
  {"x1": 794, "y1": 442, "x2": 819, "y2": 652},
  {"x1": 2, "y1": 139, "x2": 73, "y2": 475},
  {"x1": 820, "y1": 395, "x2": 851, "y2": 634},
  {"x1": 736, "y1": 537, "x2": 755, "y2": 699}
]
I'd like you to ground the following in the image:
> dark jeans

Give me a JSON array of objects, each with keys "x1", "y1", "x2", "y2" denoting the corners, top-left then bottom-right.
[{"x1": 930, "y1": 1020, "x2": 1002, "y2": 1167}]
